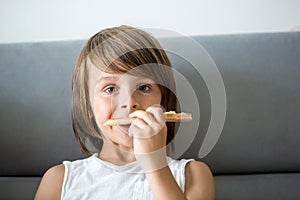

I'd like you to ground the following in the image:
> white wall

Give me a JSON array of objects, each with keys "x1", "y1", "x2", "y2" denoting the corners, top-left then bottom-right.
[{"x1": 0, "y1": 0, "x2": 299, "y2": 43}]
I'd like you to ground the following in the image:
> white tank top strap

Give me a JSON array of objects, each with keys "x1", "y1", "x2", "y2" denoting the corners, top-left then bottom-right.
[{"x1": 167, "y1": 157, "x2": 195, "y2": 192}]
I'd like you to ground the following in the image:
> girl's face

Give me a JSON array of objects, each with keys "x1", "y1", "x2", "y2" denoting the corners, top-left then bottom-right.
[{"x1": 89, "y1": 66, "x2": 162, "y2": 151}]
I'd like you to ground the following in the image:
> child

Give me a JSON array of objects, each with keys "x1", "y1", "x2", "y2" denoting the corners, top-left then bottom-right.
[{"x1": 35, "y1": 25, "x2": 214, "y2": 200}]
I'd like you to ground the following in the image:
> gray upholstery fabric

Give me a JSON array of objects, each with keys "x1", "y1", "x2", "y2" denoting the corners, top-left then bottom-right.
[
  {"x1": 0, "y1": 177, "x2": 40, "y2": 199},
  {"x1": 0, "y1": 32, "x2": 299, "y2": 199},
  {"x1": 0, "y1": 41, "x2": 85, "y2": 177},
  {"x1": 180, "y1": 33, "x2": 300, "y2": 174},
  {"x1": 215, "y1": 173, "x2": 300, "y2": 199}
]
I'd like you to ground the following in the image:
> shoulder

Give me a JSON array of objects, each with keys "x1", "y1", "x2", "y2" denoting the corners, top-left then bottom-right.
[
  {"x1": 184, "y1": 161, "x2": 215, "y2": 200},
  {"x1": 34, "y1": 164, "x2": 65, "y2": 200}
]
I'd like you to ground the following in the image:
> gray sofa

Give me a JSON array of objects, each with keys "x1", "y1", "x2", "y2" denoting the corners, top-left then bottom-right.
[{"x1": 1, "y1": 31, "x2": 300, "y2": 199}]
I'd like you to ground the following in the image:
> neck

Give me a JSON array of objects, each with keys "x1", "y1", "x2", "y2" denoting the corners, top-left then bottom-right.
[{"x1": 98, "y1": 140, "x2": 136, "y2": 166}]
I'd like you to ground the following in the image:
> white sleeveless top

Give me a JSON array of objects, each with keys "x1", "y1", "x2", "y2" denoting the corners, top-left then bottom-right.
[{"x1": 61, "y1": 154, "x2": 193, "y2": 200}]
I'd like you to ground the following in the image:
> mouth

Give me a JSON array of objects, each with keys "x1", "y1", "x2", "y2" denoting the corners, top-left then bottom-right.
[{"x1": 116, "y1": 124, "x2": 131, "y2": 134}]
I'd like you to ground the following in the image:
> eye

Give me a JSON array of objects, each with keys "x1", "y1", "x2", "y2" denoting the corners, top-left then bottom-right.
[
  {"x1": 137, "y1": 84, "x2": 151, "y2": 92},
  {"x1": 103, "y1": 85, "x2": 119, "y2": 94}
]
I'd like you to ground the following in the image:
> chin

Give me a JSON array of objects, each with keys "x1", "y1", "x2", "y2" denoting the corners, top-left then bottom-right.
[
  {"x1": 116, "y1": 139, "x2": 134, "y2": 153},
  {"x1": 120, "y1": 134, "x2": 134, "y2": 147},
  {"x1": 113, "y1": 128, "x2": 134, "y2": 148}
]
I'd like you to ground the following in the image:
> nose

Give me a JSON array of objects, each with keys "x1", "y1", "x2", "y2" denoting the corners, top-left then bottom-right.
[{"x1": 120, "y1": 91, "x2": 140, "y2": 111}]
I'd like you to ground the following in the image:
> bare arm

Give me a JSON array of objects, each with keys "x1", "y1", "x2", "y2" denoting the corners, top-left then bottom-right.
[
  {"x1": 34, "y1": 164, "x2": 65, "y2": 200},
  {"x1": 129, "y1": 107, "x2": 214, "y2": 199},
  {"x1": 146, "y1": 166, "x2": 188, "y2": 200},
  {"x1": 145, "y1": 161, "x2": 214, "y2": 200},
  {"x1": 184, "y1": 161, "x2": 215, "y2": 200}
]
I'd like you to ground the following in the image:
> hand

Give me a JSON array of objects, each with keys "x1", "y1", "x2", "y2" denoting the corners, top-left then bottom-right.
[{"x1": 129, "y1": 106, "x2": 168, "y2": 172}]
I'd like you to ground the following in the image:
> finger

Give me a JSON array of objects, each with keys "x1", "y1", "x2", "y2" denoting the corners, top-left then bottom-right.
[
  {"x1": 129, "y1": 123, "x2": 151, "y2": 139},
  {"x1": 146, "y1": 106, "x2": 165, "y2": 134},
  {"x1": 131, "y1": 110, "x2": 163, "y2": 135},
  {"x1": 131, "y1": 118, "x2": 148, "y2": 129},
  {"x1": 129, "y1": 110, "x2": 155, "y2": 125},
  {"x1": 146, "y1": 106, "x2": 165, "y2": 124}
]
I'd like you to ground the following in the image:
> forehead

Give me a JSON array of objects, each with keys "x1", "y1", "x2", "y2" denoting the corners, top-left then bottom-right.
[
  {"x1": 89, "y1": 64, "x2": 155, "y2": 85},
  {"x1": 87, "y1": 55, "x2": 164, "y2": 78}
]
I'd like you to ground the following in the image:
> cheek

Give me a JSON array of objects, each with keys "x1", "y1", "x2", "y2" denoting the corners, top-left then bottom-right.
[
  {"x1": 146, "y1": 96, "x2": 161, "y2": 107},
  {"x1": 93, "y1": 97, "x2": 112, "y2": 128},
  {"x1": 150, "y1": 90, "x2": 162, "y2": 105}
]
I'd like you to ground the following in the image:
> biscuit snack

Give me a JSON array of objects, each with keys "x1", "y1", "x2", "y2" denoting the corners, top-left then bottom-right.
[{"x1": 104, "y1": 111, "x2": 192, "y2": 126}]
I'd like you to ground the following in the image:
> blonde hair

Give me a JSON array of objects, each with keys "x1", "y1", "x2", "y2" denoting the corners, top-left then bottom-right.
[{"x1": 72, "y1": 25, "x2": 177, "y2": 155}]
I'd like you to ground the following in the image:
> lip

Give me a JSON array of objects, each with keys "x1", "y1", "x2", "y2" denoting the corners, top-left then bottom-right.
[{"x1": 116, "y1": 124, "x2": 131, "y2": 134}]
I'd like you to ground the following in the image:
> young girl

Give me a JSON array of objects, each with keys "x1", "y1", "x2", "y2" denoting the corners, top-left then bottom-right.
[{"x1": 35, "y1": 25, "x2": 214, "y2": 200}]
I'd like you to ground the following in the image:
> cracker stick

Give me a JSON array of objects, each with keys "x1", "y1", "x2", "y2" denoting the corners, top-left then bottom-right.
[{"x1": 104, "y1": 111, "x2": 192, "y2": 126}]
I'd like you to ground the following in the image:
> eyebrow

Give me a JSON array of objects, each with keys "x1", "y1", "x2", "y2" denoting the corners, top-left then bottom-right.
[
  {"x1": 97, "y1": 76, "x2": 120, "y2": 83},
  {"x1": 97, "y1": 75, "x2": 156, "y2": 84}
]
